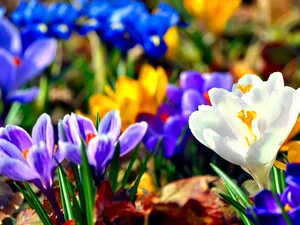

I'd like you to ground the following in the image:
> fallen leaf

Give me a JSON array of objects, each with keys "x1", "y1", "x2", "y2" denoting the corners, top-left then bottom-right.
[{"x1": 15, "y1": 209, "x2": 42, "y2": 225}]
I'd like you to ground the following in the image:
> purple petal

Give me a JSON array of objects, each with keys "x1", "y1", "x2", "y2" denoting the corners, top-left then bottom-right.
[
  {"x1": 32, "y1": 113, "x2": 54, "y2": 158},
  {"x1": 146, "y1": 135, "x2": 176, "y2": 158},
  {"x1": 163, "y1": 115, "x2": 187, "y2": 139},
  {"x1": 3, "y1": 125, "x2": 32, "y2": 151},
  {"x1": 58, "y1": 141, "x2": 82, "y2": 165},
  {"x1": 202, "y1": 72, "x2": 233, "y2": 92},
  {"x1": 87, "y1": 135, "x2": 113, "y2": 173},
  {"x1": 179, "y1": 71, "x2": 204, "y2": 90},
  {"x1": 26, "y1": 143, "x2": 52, "y2": 188},
  {"x1": 157, "y1": 103, "x2": 179, "y2": 122},
  {"x1": 0, "y1": 156, "x2": 38, "y2": 181},
  {"x1": 286, "y1": 164, "x2": 300, "y2": 188},
  {"x1": 118, "y1": 121, "x2": 148, "y2": 156},
  {"x1": 181, "y1": 89, "x2": 205, "y2": 115},
  {"x1": 0, "y1": 18, "x2": 22, "y2": 56},
  {"x1": 253, "y1": 190, "x2": 280, "y2": 211},
  {"x1": 137, "y1": 113, "x2": 163, "y2": 135},
  {"x1": 98, "y1": 110, "x2": 121, "y2": 142},
  {"x1": 0, "y1": 139, "x2": 24, "y2": 161},
  {"x1": 14, "y1": 38, "x2": 57, "y2": 89},
  {"x1": 68, "y1": 114, "x2": 82, "y2": 145},
  {"x1": 0, "y1": 49, "x2": 15, "y2": 96},
  {"x1": 76, "y1": 114, "x2": 97, "y2": 140},
  {"x1": 7, "y1": 87, "x2": 40, "y2": 104},
  {"x1": 166, "y1": 84, "x2": 182, "y2": 105}
]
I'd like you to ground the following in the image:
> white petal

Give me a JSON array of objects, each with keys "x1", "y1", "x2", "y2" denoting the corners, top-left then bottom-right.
[
  {"x1": 232, "y1": 74, "x2": 263, "y2": 96},
  {"x1": 264, "y1": 72, "x2": 284, "y2": 94},
  {"x1": 208, "y1": 88, "x2": 231, "y2": 106}
]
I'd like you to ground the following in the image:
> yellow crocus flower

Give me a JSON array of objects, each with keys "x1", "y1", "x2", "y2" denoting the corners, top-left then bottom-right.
[
  {"x1": 183, "y1": 0, "x2": 241, "y2": 35},
  {"x1": 164, "y1": 26, "x2": 180, "y2": 60},
  {"x1": 88, "y1": 64, "x2": 168, "y2": 130}
]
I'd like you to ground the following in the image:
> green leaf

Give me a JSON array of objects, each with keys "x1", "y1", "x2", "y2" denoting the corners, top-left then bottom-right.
[
  {"x1": 71, "y1": 164, "x2": 85, "y2": 211},
  {"x1": 270, "y1": 166, "x2": 285, "y2": 194},
  {"x1": 80, "y1": 140, "x2": 95, "y2": 225},
  {"x1": 130, "y1": 151, "x2": 152, "y2": 202},
  {"x1": 15, "y1": 183, "x2": 52, "y2": 225},
  {"x1": 57, "y1": 166, "x2": 74, "y2": 220},
  {"x1": 95, "y1": 113, "x2": 101, "y2": 130},
  {"x1": 109, "y1": 142, "x2": 120, "y2": 193},
  {"x1": 210, "y1": 163, "x2": 251, "y2": 207},
  {"x1": 219, "y1": 193, "x2": 246, "y2": 215},
  {"x1": 121, "y1": 143, "x2": 140, "y2": 187},
  {"x1": 153, "y1": 139, "x2": 163, "y2": 188}
]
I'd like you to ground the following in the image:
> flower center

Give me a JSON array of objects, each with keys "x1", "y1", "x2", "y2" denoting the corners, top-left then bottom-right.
[
  {"x1": 237, "y1": 84, "x2": 253, "y2": 94},
  {"x1": 237, "y1": 109, "x2": 257, "y2": 146},
  {"x1": 13, "y1": 57, "x2": 21, "y2": 66},
  {"x1": 151, "y1": 35, "x2": 160, "y2": 46},
  {"x1": 160, "y1": 112, "x2": 170, "y2": 123},
  {"x1": 284, "y1": 203, "x2": 292, "y2": 212},
  {"x1": 203, "y1": 91, "x2": 211, "y2": 105},
  {"x1": 86, "y1": 133, "x2": 97, "y2": 144},
  {"x1": 22, "y1": 148, "x2": 30, "y2": 160}
]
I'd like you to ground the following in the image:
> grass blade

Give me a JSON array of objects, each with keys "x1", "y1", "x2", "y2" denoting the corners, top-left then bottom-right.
[
  {"x1": 80, "y1": 140, "x2": 95, "y2": 225},
  {"x1": 58, "y1": 165, "x2": 74, "y2": 220},
  {"x1": 71, "y1": 163, "x2": 85, "y2": 211},
  {"x1": 130, "y1": 151, "x2": 152, "y2": 202},
  {"x1": 95, "y1": 113, "x2": 101, "y2": 130},
  {"x1": 270, "y1": 166, "x2": 284, "y2": 194},
  {"x1": 210, "y1": 163, "x2": 251, "y2": 207},
  {"x1": 121, "y1": 143, "x2": 140, "y2": 187},
  {"x1": 109, "y1": 142, "x2": 120, "y2": 193}
]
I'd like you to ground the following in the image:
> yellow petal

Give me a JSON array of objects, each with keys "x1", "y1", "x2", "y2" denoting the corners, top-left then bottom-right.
[
  {"x1": 139, "y1": 64, "x2": 168, "y2": 113},
  {"x1": 119, "y1": 97, "x2": 140, "y2": 130},
  {"x1": 184, "y1": 0, "x2": 241, "y2": 35},
  {"x1": 88, "y1": 94, "x2": 119, "y2": 118},
  {"x1": 115, "y1": 76, "x2": 141, "y2": 104},
  {"x1": 274, "y1": 160, "x2": 287, "y2": 170},
  {"x1": 288, "y1": 142, "x2": 300, "y2": 163},
  {"x1": 164, "y1": 26, "x2": 179, "y2": 59}
]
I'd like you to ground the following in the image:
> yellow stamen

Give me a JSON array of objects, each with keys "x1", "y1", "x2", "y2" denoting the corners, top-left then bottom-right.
[
  {"x1": 237, "y1": 84, "x2": 253, "y2": 94},
  {"x1": 22, "y1": 149, "x2": 30, "y2": 160},
  {"x1": 238, "y1": 109, "x2": 257, "y2": 146},
  {"x1": 38, "y1": 24, "x2": 48, "y2": 33},
  {"x1": 151, "y1": 35, "x2": 160, "y2": 46},
  {"x1": 284, "y1": 203, "x2": 292, "y2": 212}
]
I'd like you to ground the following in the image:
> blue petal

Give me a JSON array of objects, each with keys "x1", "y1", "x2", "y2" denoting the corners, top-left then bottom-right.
[
  {"x1": 87, "y1": 135, "x2": 114, "y2": 174},
  {"x1": 181, "y1": 89, "x2": 205, "y2": 115},
  {"x1": 76, "y1": 114, "x2": 96, "y2": 140},
  {"x1": 58, "y1": 141, "x2": 82, "y2": 165},
  {"x1": 0, "y1": 156, "x2": 38, "y2": 181},
  {"x1": 2, "y1": 125, "x2": 32, "y2": 151},
  {"x1": 166, "y1": 84, "x2": 182, "y2": 106},
  {"x1": 32, "y1": 113, "x2": 54, "y2": 158},
  {"x1": 0, "y1": 18, "x2": 22, "y2": 56},
  {"x1": 98, "y1": 110, "x2": 121, "y2": 142},
  {"x1": 253, "y1": 190, "x2": 280, "y2": 211},
  {"x1": 146, "y1": 135, "x2": 176, "y2": 158},
  {"x1": 180, "y1": 71, "x2": 204, "y2": 91},
  {"x1": 27, "y1": 142, "x2": 52, "y2": 188},
  {"x1": 0, "y1": 139, "x2": 24, "y2": 161},
  {"x1": 286, "y1": 163, "x2": 300, "y2": 188},
  {"x1": 163, "y1": 114, "x2": 187, "y2": 139},
  {"x1": 202, "y1": 72, "x2": 233, "y2": 92},
  {"x1": 118, "y1": 121, "x2": 147, "y2": 156},
  {"x1": 14, "y1": 38, "x2": 57, "y2": 89},
  {"x1": 7, "y1": 87, "x2": 39, "y2": 104},
  {"x1": 0, "y1": 49, "x2": 15, "y2": 97}
]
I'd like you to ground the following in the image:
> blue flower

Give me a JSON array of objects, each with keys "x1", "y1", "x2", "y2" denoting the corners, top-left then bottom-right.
[
  {"x1": 247, "y1": 163, "x2": 300, "y2": 225},
  {"x1": 0, "y1": 18, "x2": 57, "y2": 105}
]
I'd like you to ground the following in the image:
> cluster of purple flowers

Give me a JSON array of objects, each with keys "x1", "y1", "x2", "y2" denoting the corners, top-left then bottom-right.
[
  {"x1": 0, "y1": 110, "x2": 147, "y2": 194},
  {"x1": 138, "y1": 71, "x2": 233, "y2": 158},
  {"x1": 9, "y1": 0, "x2": 182, "y2": 57},
  {"x1": 247, "y1": 163, "x2": 300, "y2": 225}
]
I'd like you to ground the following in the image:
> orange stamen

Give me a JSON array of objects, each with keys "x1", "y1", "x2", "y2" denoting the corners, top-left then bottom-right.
[
  {"x1": 13, "y1": 57, "x2": 22, "y2": 66},
  {"x1": 160, "y1": 113, "x2": 170, "y2": 123},
  {"x1": 86, "y1": 133, "x2": 97, "y2": 144},
  {"x1": 203, "y1": 91, "x2": 211, "y2": 105},
  {"x1": 22, "y1": 148, "x2": 30, "y2": 160},
  {"x1": 237, "y1": 84, "x2": 253, "y2": 94},
  {"x1": 237, "y1": 109, "x2": 257, "y2": 146},
  {"x1": 284, "y1": 203, "x2": 292, "y2": 212}
]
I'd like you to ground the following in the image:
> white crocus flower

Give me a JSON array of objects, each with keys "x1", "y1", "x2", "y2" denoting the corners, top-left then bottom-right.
[{"x1": 189, "y1": 72, "x2": 300, "y2": 189}]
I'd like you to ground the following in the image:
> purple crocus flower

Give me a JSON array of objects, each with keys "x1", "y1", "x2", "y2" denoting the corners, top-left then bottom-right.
[
  {"x1": 58, "y1": 110, "x2": 148, "y2": 175},
  {"x1": 0, "y1": 18, "x2": 57, "y2": 105},
  {"x1": 0, "y1": 113, "x2": 63, "y2": 190},
  {"x1": 246, "y1": 163, "x2": 300, "y2": 225},
  {"x1": 138, "y1": 71, "x2": 233, "y2": 157}
]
